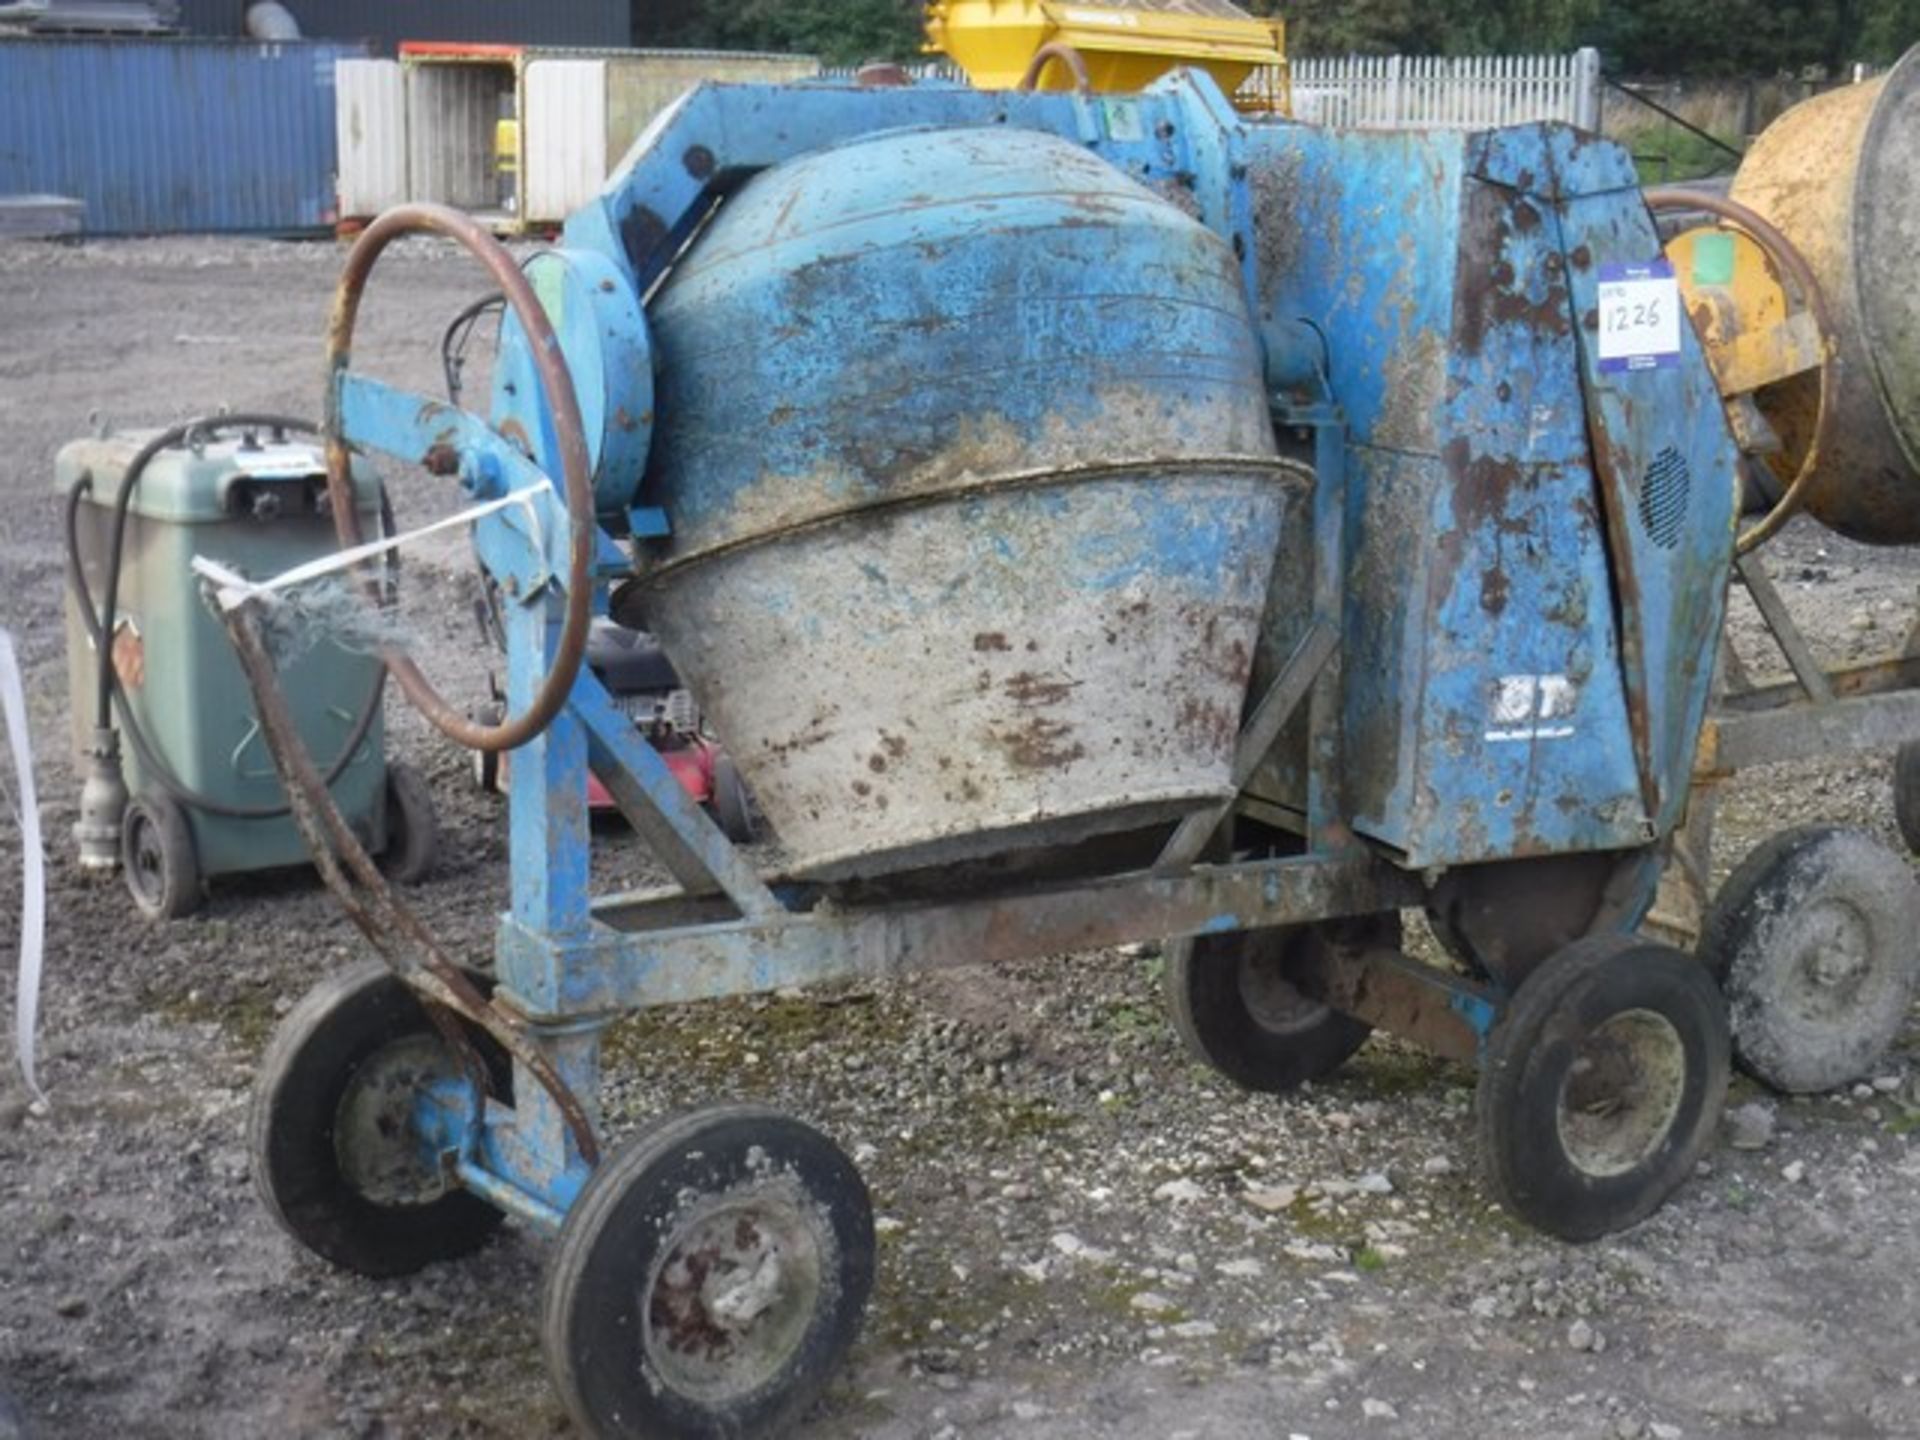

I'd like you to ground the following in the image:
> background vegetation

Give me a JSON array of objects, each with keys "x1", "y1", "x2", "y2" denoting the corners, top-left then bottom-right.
[{"x1": 633, "y1": 0, "x2": 1920, "y2": 72}]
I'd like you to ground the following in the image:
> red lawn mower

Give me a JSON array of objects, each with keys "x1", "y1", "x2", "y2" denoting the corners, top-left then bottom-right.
[{"x1": 472, "y1": 616, "x2": 756, "y2": 844}]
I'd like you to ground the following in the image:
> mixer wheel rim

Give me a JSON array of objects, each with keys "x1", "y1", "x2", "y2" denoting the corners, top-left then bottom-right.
[
  {"x1": 542, "y1": 1104, "x2": 874, "y2": 1440},
  {"x1": 1476, "y1": 935, "x2": 1728, "y2": 1241},
  {"x1": 250, "y1": 959, "x2": 510, "y2": 1278},
  {"x1": 1164, "y1": 920, "x2": 1387, "y2": 1093},
  {"x1": 1700, "y1": 824, "x2": 1920, "y2": 1093}
]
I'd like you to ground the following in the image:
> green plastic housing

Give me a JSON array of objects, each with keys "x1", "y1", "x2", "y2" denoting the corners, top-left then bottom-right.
[{"x1": 59, "y1": 431, "x2": 390, "y2": 878}]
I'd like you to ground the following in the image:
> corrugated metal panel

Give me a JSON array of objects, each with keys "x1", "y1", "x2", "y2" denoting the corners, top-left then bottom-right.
[
  {"x1": 0, "y1": 37, "x2": 365, "y2": 234},
  {"x1": 405, "y1": 61, "x2": 500, "y2": 208},
  {"x1": 335, "y1": 56, "x2": 406, "y2": 216},
  {"x1": 522, "y1": 58, "x2": 606, "y2": 223}
]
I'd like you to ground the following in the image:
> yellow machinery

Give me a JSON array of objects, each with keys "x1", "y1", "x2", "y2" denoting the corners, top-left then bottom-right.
[
  {"x1": 926, "y1": 0, "x2": 1289, "y2": 112},
  {"x1": 1657, "y1": 48, "x2": 1920, "y2": 549}
]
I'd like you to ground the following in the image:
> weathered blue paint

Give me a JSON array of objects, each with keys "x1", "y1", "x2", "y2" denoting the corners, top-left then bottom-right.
[
  {"x1": 1449, "y1": 990, "x2": 1503, "y2": 1046},
  {"x1": 327, "y1": 67, "x2": 1743, "y2": 1220},
  {"x1": 1246, "y1": 119, "x2": 1735, "y2": 867},
  {"x1": 0, "y1": 38, "x2": 363, "y2": 235},
  {"x1": 492, "y1": 247, "x2": 654, "y2": 522}
]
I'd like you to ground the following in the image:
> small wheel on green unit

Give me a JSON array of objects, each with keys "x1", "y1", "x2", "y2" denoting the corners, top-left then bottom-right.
[
  {"x1": 1894, "y1": 743, "x2": 1920, "y2": 854},
  {"x1": 121, "y1": 791, "x2": 200, "y2": 920},
  {"x1": 251, "y1": 958, "x2": 511, "y2": 1277},
  {"x1": 1477, "y1": 935, "x2": 1729, "y2": 1241},
  {"x1": 542, "y1": 1104, "x2": 875, "y2": 1440},
  {"x1": 469, "y1": 701, "x2": 504, "y2": 795},
  {"x1": 470, "y1": 745, "x2": 499, "y2": 795},
  {"x1": 1699, "y1": 824, "x2": 1920, "y2": 1093},
  {"x1": 1164, "y1": 915, "x2": 1396, "y2": 1093},
  {"x1": 379, "y1": 760, "x2": 438, "y2": 884},
  {"x1": 710, "y1": 752, "x2": 756, "y2": 844}
]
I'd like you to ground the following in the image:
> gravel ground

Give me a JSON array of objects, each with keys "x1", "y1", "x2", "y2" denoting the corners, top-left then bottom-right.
[{"x1": 3, "y1": 237, "x2": 1920, "y2": 1440}]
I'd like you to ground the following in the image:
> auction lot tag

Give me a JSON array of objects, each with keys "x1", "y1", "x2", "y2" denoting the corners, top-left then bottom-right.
[{"x1": 1596, "y1": 260, "x2": 1682, "y2": 373}]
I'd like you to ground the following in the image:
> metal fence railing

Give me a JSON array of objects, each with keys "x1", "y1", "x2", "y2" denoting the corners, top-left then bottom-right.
[{"x1": 1290, "y1": 48, "x2": 1602, "y2": 131}]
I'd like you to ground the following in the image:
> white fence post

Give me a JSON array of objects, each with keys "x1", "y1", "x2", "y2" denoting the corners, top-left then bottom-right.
[
  {"x1": 1573, "y1": 46, "x2": 1603, "y2": 132},
  {"x1": 1289, "y1": 48, "x2": 1596, "y2": 132}
]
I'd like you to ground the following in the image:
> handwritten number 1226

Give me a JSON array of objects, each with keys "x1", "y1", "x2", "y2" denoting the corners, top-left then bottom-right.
[{"x1": 1607, "y1": 299, "x2": 1661, "y2": 333}]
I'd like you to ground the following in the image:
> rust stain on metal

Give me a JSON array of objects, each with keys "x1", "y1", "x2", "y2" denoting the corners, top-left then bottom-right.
[
  {"x1": 995, "y1": 714, "x2": 1087, "y2": 770},
  {"x1": 1004, "y1": 670, "x2": 1080, "y2": 707},
  {"x1": 1453, "y1": 186, "x2": 1572, "y2": 360},
  {"x1": 1479, "y1": 565, "x2": 1510, "y2": 616}
]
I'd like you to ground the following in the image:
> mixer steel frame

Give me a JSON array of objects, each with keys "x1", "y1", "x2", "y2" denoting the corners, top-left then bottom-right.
[
  {"x1": 295, "y1": 62, "x2": 1747, "y2": 1248},
  {"x1": 229, "y1": 62, "x2": 1920, "y2": 1438},
  {"x1": 414, "y1": 393, "x2": 1479, "y2": 1229}
]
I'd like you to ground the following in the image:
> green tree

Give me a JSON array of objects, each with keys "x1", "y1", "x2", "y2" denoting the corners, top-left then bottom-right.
[
  {"x1": 635, "y1": 0, "x2": 925, "y2": 65},
  {"x1": 636, "y1": 0, "x2": 1914, "y2": 72}
]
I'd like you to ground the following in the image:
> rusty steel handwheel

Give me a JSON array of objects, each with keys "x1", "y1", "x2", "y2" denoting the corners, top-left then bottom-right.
[
  {"x1": 1644, "y1": 188, "x2": 1839, "y2": 555},
  {"x1": 323, "y1": 202, "x2": 596, "y2": 753}
]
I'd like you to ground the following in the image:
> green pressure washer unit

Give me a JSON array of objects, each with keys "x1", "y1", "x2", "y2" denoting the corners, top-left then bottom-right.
[{"x1": 59, "y1": 417, "x2": 436, "y2": 919}]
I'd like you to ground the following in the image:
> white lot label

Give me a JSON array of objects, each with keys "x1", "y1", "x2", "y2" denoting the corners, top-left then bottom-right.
[
  {"x1": 233, "y1": 442, "x2": 323, "y2": 479},
  {"x1": 1597, "y1": 261, "x2": 1682, "y2": 372},
  {"x1": 1486, "y1": 673, "x2": 1576, "y2": 742}
]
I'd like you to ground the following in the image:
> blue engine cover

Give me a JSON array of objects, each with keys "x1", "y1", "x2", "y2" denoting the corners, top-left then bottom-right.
[{"x1": 1244, "y1": 123, "x2": 1739, "y2": 866}]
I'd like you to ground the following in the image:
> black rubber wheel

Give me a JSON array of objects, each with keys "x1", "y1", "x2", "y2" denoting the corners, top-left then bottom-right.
[
  {"x1": 710, "y1": 753, "x2": 756, "y2": 844},
  {"x1": 1894, "y1": 743, "x2": 1920, "y2": 855},
  {"x1": 379, "y1": 760, "x2": 438, "y2": 885},
  {"x1": 1477, "y1": 935, "x2": 1729, "y2": 1241},
  {"x1": 1699, "y1": 824, "x2": 1920, "y2": 1093},
  {"x1": 543, "y1": 1104, "x2": 875, "y2": 1440},
  {"x1": 1165, "y1": 916, "x2": 1394, "y2": 1093},
  {"x1": 251, "y1": 959, "x2": 511, "y2": 1277},
  {"x1": 121, "y1": 792, "x2": 200, "y2": 920}
]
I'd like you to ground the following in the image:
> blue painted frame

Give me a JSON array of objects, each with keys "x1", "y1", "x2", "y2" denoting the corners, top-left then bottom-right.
[{"x1": 325, "y1": 69, "x2": 1738, "y2": 1226}]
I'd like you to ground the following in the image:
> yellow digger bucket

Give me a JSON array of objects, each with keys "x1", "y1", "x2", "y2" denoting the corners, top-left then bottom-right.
[{"x1": 926, "y1": 0, "x2": 1289, "y2": 112}]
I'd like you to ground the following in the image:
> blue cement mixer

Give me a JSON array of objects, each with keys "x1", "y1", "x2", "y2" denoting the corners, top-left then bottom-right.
[{"x1": 232, "y1": 63, "x2": 1920, "y2": 1440}]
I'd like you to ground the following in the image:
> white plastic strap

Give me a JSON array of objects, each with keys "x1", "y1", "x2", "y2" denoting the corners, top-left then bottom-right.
[
  {"x1": 1, "y1": 628, "x2": 48, "y2": 1110},
  {"x1": 192, "y1": 481, "x2": 552, "y2": 611}
]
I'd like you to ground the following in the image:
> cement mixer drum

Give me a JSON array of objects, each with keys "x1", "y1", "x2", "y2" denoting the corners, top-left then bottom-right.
[{"x1": 1731, "y1": 46, "x2": 1920, "y2": 543}]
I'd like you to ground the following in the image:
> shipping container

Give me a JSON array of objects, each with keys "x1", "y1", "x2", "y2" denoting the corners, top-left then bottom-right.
[
  {"x1": 173, "y1": 0, "x2": 626, "y2": 55},
  {"x1": 336, "y1": 44, "x2": 820, "y2": 230},
  {"x1": 0, "y1": 37, "x2": 365, "y2": 234}
]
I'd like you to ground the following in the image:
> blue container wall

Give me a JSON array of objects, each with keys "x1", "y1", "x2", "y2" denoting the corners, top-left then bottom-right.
[{"x1": 0, "y1": 38, "x2": 365, "y2": 234}]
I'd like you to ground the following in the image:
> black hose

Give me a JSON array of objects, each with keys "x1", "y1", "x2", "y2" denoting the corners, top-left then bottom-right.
[
  {"x1": 441, "y1": 291, "x2": 504, "y2": 407},
  {"x1": 66, "y1": 415, "x2": 389, "y2": 820}
]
